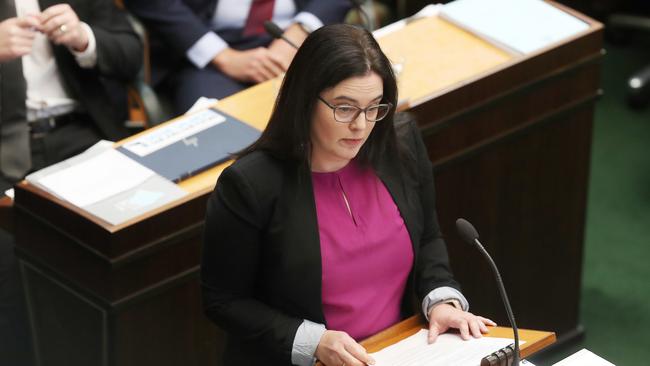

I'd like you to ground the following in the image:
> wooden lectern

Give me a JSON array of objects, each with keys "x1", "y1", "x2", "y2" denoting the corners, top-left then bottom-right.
[{"x1": 12, "y1": 2, "x2": 601, "y2": 365}]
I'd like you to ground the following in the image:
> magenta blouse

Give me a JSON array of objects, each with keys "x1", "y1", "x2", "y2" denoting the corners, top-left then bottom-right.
[{"x1": 311, "y1": 159, "x2": 414, "y2": 340}]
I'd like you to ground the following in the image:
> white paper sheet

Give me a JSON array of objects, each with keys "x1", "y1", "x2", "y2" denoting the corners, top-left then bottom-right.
[
  {"x1": 553, "y1": 349, "x2": 615, "y2": 366},
  {"x1": 37, "y1": 149, "x2": 154, "y2": 207},
  {"x1": 122, "y1": 108, "x2": 226, "y2": 157},
  {"x1": 371, "y1": 329, "x2": 522, "y2": 366},
  {"x1": 440, "y1": 0, "x2": 589, "y2": 55}
]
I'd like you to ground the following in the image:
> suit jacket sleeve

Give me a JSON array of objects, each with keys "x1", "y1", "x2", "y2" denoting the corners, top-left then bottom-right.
[
  {"x1": 83, "y1": 0, "x2": 142, "y2": 81},
  {"x1": 406, "y1": 120, "x2": 462, "y2": 303},
  {"x1": 125, "y1": 0, "x2": 214, "y2": 58},
  {"x1": 201, "y1": 164, "x2": 302, "y2": 363},
  {"x1": 299, "y1": 0, "x2": 352, "y2": 25}
]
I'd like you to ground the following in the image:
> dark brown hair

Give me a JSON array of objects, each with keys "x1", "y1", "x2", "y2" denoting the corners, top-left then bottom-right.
[{"x1": 239, "y1": 24, "x2": 399, "y2": 170}]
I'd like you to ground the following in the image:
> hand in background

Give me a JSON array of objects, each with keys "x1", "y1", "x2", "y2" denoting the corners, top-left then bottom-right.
[
  {"x1": 427, "y1": 303, "x2": 496, "y2": 344},
  {"x1": 212, "y1": 47, "x2": 286, "y2": 83},
  {"x1": 38, "y1": 4, "x2": 88, "y2": 52},
  {"x1": 315, "y1": 330, "x2": 376, "y2": 366},
  {"x1": 0, "y1": 16, "x2": 40, "y2": 62},
  {"x1": 266, "y1": 23, "x2": 307, "y2": 71}
]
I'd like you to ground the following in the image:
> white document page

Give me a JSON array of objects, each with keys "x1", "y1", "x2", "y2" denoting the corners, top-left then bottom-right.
[
  {"x1": 122, "y1": 108, "x2": 226, "y2": 157},
  {"x1": 38, "y1": 149, "x2": 154, "y2": 208},
  {"x1": 440, "y1": 0, "x2": 589, "y2": 54},
  {"x1": 553, "y1": 349, "x2": 615, "y2": 366},
  {"x1": 371, "y1": 329, "x2": 522, "y2": 366}
]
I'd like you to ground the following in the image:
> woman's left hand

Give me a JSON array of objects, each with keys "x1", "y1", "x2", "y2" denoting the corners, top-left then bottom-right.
[{"x1": 427, "y1": 303, "x2": 496, "y2": 343}]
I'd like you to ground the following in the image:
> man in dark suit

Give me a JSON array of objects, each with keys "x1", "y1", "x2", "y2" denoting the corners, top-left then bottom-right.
[
  {"x1": 0, "y1": 2, "x2": 141, "y2": 364},
  {"x1": 125, "y1": 0, "x2": 352, "y2": 113},
  {"x1": 0, "y1": 0, "x2": 142, "y2": 190}
]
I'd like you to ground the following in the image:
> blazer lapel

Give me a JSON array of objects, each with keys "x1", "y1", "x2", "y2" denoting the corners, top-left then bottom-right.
[
  {"x1": 281, "y1": 165, "x2": 326, "y2": 323},
  {"x1": 376, "y1": 156, "x2": 421, "y2": 261}
]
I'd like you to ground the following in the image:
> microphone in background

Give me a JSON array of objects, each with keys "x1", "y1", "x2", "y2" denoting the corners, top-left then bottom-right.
[
  {"x1": 456, "y1": 218, "x2": 520, "y2": 366},
  {"x1": 349, "y1": 0, "x2": 374, "y2": 31},
  {"x1": 264, "y1": 21, "x2": 299, "y2": 50}
]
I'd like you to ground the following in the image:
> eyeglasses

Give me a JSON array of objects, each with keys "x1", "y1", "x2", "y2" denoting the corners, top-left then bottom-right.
[{"x1": 318, "y1": 96, "x2": 392, "y2": 123}]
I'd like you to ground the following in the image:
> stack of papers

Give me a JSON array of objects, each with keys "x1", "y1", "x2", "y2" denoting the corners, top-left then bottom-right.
[
  {"x1": 440, "y1": 0, "x2": 589, "y2": 55},
  {"x1": 371, "y1": 329, "x2": 524, "y2": 366},
  {"x1": 26, "y1": 142, "x2": 187, "y2": 226}
]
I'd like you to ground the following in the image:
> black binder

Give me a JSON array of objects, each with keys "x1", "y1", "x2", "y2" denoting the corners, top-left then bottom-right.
[{"x1": 117, "y1": 108, "x2": 261, "y2": 182}]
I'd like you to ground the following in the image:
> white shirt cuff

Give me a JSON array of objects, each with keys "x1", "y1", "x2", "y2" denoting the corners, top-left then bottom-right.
[
  {"x1": 422, "y1": 286, "x2": 469, "y2": 320},
  {"x1": 291, "y1": 320, "x2": 326, "y2": 366},
  {"x1": 186, "y1": 32, "x2": 229, "y2": 69},
  {"x1": 293, "y1": 12, "x2": 324, "y2": 33},
  {"x1": 71, "y1": 22, "x2": 97, "y2": 68}
]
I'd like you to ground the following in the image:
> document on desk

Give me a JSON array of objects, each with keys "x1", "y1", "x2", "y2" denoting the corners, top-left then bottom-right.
[
  {"x1": 37, "y1": 149, "x2": 154, "y2": 208},
  {"x1": 118, "y1": 108, "x2": 261, "y2": 182},
  {"x1": 440, "y1": 0, "x2": 589, "y2": 55},
  {"x1": 27, "y1": 142, "x2": 187, "y2": 225},
  {"x1": 371, "y1": 329, "x2": 521, "y2": 366}
]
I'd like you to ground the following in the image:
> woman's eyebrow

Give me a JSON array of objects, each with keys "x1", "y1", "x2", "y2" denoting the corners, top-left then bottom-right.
[{"x1": 331, "y1": 95, "x2": 383, "y2": 104}]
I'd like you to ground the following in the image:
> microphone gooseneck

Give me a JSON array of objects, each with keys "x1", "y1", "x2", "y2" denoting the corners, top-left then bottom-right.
[
  {"x1": 263, "y1": 20, "x2": 299, "y2": 49},
  {"x1": 455, "y1": 218, "x2": 520, "y2": 366}
]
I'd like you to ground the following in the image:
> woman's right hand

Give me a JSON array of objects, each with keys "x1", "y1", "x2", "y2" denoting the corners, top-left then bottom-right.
[{"x1": 315, "y1": 330, "x2": 376, "y2": 366}]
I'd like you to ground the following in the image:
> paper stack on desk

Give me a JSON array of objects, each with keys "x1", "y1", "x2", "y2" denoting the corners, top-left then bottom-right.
[
  {"x1": 371, "y1": 329, "x2": 525, "y2": 366},
  {"x1": 440, "y1": 0, "x2": 589, "y2": 55},
  {"x1": 26, "y1": 141, "x2": 187, "y2": 226}
]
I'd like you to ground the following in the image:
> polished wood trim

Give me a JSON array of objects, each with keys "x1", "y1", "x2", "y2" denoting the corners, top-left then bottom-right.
[
  {"x1": 432, "y1": 91, "x2": 600, "y2": 172},
  {"x1": 0, "y1": 195, "x2": 13, "y2": 233}
]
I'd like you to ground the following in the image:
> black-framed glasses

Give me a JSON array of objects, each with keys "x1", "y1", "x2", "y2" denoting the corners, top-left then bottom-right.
[{"x1": 318, "y1": 96, "x2": 393, "y2": 123}]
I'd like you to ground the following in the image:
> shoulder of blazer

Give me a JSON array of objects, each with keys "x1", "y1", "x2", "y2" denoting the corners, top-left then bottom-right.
[
  {"x1": 389, "y1": 112, "x2": 423, "y2": 176},
  {"x1": 214, "y1": 150, "x2": 289, "y2": 228},
  {"x1": 226, "y1": 150, "x2": 286, "y2": 191}
]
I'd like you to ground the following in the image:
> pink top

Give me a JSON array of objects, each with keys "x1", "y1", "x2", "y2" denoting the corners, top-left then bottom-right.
[{"x1": 312, "y1": 160, "x2": 414, "y2": 339}]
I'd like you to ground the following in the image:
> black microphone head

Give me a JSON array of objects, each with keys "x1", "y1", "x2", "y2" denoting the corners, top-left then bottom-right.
[
  {"x1": 264, "y1": 20, "x2": 284, "y2": 39},
  {"x1": 456, "y1": 218, "x2": 479, "y2": 244},
  {"x1": 349, "y1": 0, "x2": 365, "y2": 7}
]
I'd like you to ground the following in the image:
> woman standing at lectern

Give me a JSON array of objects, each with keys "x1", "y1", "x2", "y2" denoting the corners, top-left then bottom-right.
[{"x1": 201, "y1": 24, "x2": 495, "y2": 366}]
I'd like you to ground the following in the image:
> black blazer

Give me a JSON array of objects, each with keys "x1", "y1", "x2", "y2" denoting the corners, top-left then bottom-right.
[
  {"x1": 202, "y1": 117, "x2": 461, "y2": 365},
  {"x1": 46, "y1": 0, "x2": 142, "y2": 141}
]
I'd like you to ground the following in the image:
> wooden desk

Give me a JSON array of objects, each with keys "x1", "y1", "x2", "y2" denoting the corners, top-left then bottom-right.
[{"x1": 12, "y1": 2, "x2": 600, "y2": 365}]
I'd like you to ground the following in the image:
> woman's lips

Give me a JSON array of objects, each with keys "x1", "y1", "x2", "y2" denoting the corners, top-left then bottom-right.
[{"x1": 341, "y1": 138, "x2": 363, "y2": 147}]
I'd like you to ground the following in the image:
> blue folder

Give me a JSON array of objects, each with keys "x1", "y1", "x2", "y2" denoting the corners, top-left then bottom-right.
[{"x1": 117, "y1": 108, "x2": 261, "y2": 182}]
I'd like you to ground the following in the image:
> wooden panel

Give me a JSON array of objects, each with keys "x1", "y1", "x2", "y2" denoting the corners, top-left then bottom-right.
[
  {"x1": 114, "y1": 277, "x2": 222, "y2": 366},
  {"x1": 22, "y1": 262, "x2": 108, "y2": 366}
]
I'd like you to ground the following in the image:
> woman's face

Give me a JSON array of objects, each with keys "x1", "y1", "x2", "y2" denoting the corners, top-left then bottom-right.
[{"x1": 310, "y1": 72, "x2": 383, "y2": 172}]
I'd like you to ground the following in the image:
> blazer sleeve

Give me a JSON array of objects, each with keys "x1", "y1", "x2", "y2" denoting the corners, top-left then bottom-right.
[
  {"x1": 83, "y1": 0, "x2": 142, "y2": 81},
  {"x1": 125, "y1": 0, "x2": 214, "y2": 58},
  {"x1": 407, "y1": 120, "x2": 463, "y2": 303},
  {"x1": 201, "y1": 164, "x2": 303, "y2": 362},
  {"x1": 299, "y1": 0, "x2": 353, "y2": 25}
]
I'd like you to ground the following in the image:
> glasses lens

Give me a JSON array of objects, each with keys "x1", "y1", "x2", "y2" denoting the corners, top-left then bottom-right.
[
  {"x1": 334, "y1": 105, "x2": 359, "y2": 122},
  {"x1": 367, "y1": 104, "x2": 390, "y2": 121}
]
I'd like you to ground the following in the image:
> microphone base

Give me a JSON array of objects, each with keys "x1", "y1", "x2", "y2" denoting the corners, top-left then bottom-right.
[{"x1": 481, "y1": 343, "x2": 518, "y2": 366}]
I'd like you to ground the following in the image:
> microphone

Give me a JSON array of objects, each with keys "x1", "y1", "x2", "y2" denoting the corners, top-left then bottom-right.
[
  {"x1": 349, "y1": 0, "x2": 373, "y2": 31},
  {"x1": 263, "y1": 21, "x2": 299, "y2": 49},
  {"x1": 456, "y1": 218, "x2": 520, "y2": 366}
]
